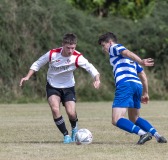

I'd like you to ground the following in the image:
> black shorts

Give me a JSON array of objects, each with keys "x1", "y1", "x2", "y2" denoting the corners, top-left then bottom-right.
[{"x1": 46, "y1": 82, "x2": 76, "y2": 105}]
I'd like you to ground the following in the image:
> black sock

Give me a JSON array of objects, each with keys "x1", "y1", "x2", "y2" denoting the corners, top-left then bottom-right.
[
  {"x1": 69, "y1": 117, "x2": 78, "y2": 128},
  {"x1": 54, "y1": 116, "x2": 68, "y2": 136}
]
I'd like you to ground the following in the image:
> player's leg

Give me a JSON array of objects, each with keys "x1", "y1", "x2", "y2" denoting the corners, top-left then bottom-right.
[
  {"x1": 64, "y1": 101, "x2": 78, "y2": 128},
  {"x1": 46, "y1": 83, "x2": 71, "y2": 143},
  {"x1": 134, "y1": 116, "x2": 167, "y2": 143},
  {"x1": 129, "y1": 108, "x2": 156, "y2": 135},
  {"x1": 48, "y1": 95, "x2": 61, "y2": 118},
  {"x1": 112, "y1": 82, "x2": 152, "y2": 144},
  {"x1": 132, "y1": 82, "x2": 167, "y2": 143},
  {"x1": 130, "y1": 107, "x2": 167, "y2": 143},
  {"x1": 128, "y1": 108, "x2": 139, "y2": 123},
  {"x1": 112, "y1": 82, "x2": 144, "y2": 136},
  {"x1": 128, "y1": 108, "x2": 152, "y2": 144},
  {"x1": 63, "y1": 87, "x2": 78, "y2": 142},
  {"x1": 48, "y1": 95, "x2": 72, "y2": 143},
  {"x1": 64, "y1": 101, "x2": 78, "y2": 142},
  {"x1": 126, "y1": 83, "x2": 152, "y2": 144},
  {"x1": 112, "y1": 107, "x2": 144, "y2": 135}
]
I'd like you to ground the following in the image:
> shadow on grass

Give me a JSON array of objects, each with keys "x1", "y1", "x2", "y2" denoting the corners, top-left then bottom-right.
[
  {"x1": 0, "y1": 141, "x2": 136, "y2": 145},
  {"x1": 0, "y1": 141, "x2": 62, "y2": 144},
  {"x1": 93, "y1": 141, "x2": 136, "y2": 145}
]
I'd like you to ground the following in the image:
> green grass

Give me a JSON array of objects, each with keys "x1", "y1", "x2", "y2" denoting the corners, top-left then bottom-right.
[{"x1": 0, "y1": 101, "x2": 168, "y2": 160}]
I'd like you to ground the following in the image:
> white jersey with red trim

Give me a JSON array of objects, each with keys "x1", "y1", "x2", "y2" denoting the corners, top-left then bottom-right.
[{"x1": 30, "y1": 47, "x2": 99, "y2": 88}]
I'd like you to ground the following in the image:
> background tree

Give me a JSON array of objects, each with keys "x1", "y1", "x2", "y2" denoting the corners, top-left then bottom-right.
[
  {"x1": 67, "y1": 0, "x2": 155, "y2": 20},
  {"x1": 0, "y1": 0, "x2": 167, "y2": 103}
]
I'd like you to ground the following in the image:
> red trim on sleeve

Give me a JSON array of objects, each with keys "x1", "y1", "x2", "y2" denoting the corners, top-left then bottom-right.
[
  {"x1": 49, "y1": 50, "x2": 54, "y2": 62},
  {"x1": 73, "y1": 50, "x2": 82, "y2": 68},
  {"x1": 75, "y1": 54, "x2": 82, "y2": 68},
  {"x1": 49, "y1": 48, "x2": 62, "y2": 62}
]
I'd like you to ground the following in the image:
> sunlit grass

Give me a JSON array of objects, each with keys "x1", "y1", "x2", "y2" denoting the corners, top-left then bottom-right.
[{"x1": 0, "y1": 101, "x2": 168, "y2": 160}]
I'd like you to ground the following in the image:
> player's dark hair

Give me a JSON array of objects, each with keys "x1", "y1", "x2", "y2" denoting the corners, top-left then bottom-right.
[
  {"x1": 98, "y1": 32, "x2": 117, "y2": 45},
  {"x1": 62, "y1": 33, "x2": 77, "y2": 44}
]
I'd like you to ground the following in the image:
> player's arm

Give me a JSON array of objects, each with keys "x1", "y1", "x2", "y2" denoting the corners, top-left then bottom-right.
[
  {"x1": 19, "y1": 69, "x2": 35, "y2": 86},
  {"x1": 138, "y1": 70, "x2": 149, "y2": 104},
  {"x1": 121, "y1": 49, "x2": 154, "y2": 67},
  {"x1": 19, "y1": 52, "x2": 49, "y2": 87},
  {"x1": 77, "y1": 56, "x2": 100, "y2": 89}
]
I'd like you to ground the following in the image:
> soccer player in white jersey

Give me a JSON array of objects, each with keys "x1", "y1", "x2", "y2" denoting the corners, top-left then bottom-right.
[
  {"x1": 19, "y1": 33, "x2": 100, "y2": 144},
  {"x1": 98, "y1": 32, "x2": 167, "y2": 144}
]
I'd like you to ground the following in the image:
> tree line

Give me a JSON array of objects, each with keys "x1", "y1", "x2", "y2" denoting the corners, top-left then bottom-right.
[{"x1": 0, "y1": 0, "x2": 167, "y2": 103}]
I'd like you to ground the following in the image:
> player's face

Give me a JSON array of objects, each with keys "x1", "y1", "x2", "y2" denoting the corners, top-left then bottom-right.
[
  {"x1": 100, "y1": 42, "x2": 111, "y2": 54},
  {"x1": 62, "y1": 43, "x2": 76, "y2": 57}
]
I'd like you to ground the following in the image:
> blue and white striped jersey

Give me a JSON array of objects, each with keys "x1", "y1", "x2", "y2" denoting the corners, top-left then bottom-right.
[{"x1": 109, "y1": 44, "x2": 143, "y2": 87}]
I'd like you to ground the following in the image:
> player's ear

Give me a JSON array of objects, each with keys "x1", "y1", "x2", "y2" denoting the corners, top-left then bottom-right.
[
  {"x1": 109, "y1": 39, "x2": 114, "y2": 45},
  {"x1": 109, "y1": 39, "x2": 113, "y2": 44}
]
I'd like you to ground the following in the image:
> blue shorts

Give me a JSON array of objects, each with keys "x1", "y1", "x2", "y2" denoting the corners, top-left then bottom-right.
[{"x1": 112, "y1": 81, "x2": 142, "y2": 109}]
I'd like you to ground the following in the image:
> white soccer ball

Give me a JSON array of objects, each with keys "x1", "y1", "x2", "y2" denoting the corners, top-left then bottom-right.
[{"x1": 75, "y1": 128, "x2": 93, "y2": 145}]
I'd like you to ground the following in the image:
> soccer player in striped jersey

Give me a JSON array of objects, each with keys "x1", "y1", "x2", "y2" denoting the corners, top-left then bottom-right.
[
  {"x1": 20, "y1": 33, "x2": 100, "y2": 144},
  {"x1": 98, "y1": 32, "x2": 167, "y2": 144}
]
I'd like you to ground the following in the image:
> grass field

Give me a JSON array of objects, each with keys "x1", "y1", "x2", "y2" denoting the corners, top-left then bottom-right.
[{"x1": 0, "y1": 101, "x2": 168, "y2": 160}]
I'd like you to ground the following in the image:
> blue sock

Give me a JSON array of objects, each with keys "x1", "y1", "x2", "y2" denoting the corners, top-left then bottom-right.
[
  {"x1": 135, "y1": 117, "x2": 156, "y2": 135},
  {"x1": 116, "y1": 118, "x2": 140, "y2": 134}
]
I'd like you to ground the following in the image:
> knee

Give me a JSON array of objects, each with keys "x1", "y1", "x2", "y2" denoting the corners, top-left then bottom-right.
[
  {"x1": 129, "y1": 117, "x2": 138, "y2": 123},
  {"x1": 50, "y1": 105, "x2": 60, "y2": 116},
  {"x1": 112, "y1": 118, "x2": 118, "y2": 126},
  {"x1": 68, "y1": 112, "x2": 77, "y2": 120},
  {"x1": 65, "y1": 105, "x2": 76, "y2": 119},
  {"x1": 52, "y1": 107, "x2": 59, "y2": 113}
]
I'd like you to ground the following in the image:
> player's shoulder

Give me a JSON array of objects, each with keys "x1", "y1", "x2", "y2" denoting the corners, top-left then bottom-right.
[
  {"x1": 72, "y1": 50, "x2": 82, "y2": 56},
  {"x1": 110, "y1": 43, "x2": 125, "y2": 52},
  {"x1": 50, "y1": 47, "x2": 62, "y2": 53},
  {"x1": 112, "y1": 43, "x2": 125, "y2": 48},
  {"x1": 49, "y1": 47, "x2": 62, "y2": 62}
]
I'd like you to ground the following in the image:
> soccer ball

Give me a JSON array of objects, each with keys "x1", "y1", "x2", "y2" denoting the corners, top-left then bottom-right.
[{"x1": 75, "y1": 128, "x2": 93, "y2": 145}]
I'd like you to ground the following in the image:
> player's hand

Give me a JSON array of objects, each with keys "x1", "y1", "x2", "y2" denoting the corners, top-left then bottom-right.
[
  {"x1": 19, "y1": 77, "x2": 29, "y2": 87},
  {"x1": 93, "y1": 80, "x2": 100, "y2": 89},
  {"x1": 141, "y1": 58, "x2": 154, "y2": 66},
  {"x1": 141, "y1": 94, "x2": 149, "y2": 104}
]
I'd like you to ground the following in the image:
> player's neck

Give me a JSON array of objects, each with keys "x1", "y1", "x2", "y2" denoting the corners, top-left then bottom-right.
[{"x1": 61, "y1": 50, "x2": 72, "y2": 57}]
